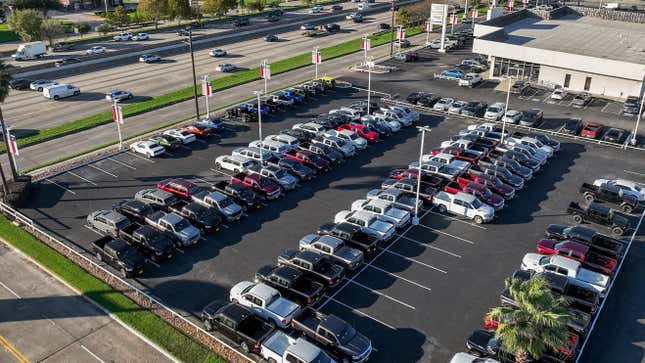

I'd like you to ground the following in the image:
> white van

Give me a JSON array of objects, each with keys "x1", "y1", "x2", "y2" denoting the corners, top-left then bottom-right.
[
  {"x1": 43, "y1": 84, "x2": 80, "y2": 100},
  {"x1": 250, "y1": 139, "x2": 292, "y2": 157},
  {"x1": 357, "y1": 2, "x2": 369, "y2": 10}
]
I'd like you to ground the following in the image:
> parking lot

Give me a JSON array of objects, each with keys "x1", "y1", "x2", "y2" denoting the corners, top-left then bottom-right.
[{"x1": 19, "y1": 46, "x2": 645, "y2": 362}]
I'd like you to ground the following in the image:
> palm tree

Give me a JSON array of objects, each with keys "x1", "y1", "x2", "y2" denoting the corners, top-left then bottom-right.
[
  {"x1": 0, "y1": 61, "x2": 14, "y2": 199},
  {"x1": 487, "y1": 277, "x2": 571, "y2": 363}
]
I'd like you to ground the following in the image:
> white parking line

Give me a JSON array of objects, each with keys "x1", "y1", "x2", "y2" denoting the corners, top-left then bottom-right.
[
  {"x1": 0, "y1": 281, "x2": 21, "y2": 299},
  {"x1": 146, "y1": 259, "x2": 161, "y2": 268},
  {"x1": 210, "y1": 168, "x2": 233, "y2": 178},
  {"x1": 193, "y1": 177, "x2": 215, "y2": 186},
  {"x1": 426, "y1": 210, "x2": 487, "y2": 230},
  {"x1": 323, "y1": 296, "x2": 396, "y2": 330},
  {"x1": 395, "y1": 234, "x2": 462, "y2": 258},
  {"x1": 380, "y1": 249, "x2": 447, "y2": 274},
  {"x1": 107, "y1": 157, "x2": 137, "y2": 170},
  {"x1": 128, "y1": 152, "x2": 156, "y2": 163},
  {"x1": 81, "y1": 344, "x2": 106, "y2": 363},
  {"x1": 44, "y1": 178, "x2": 77, "y2": 195},
  {"x1": 84, "y1": 224, "x2": 104, "y2": 236},
  {"x1": 416, "y1": 224, "x2": 476, "y2": 245},
  {"x1": 366, "y1": 264, "x2": 433, "y2": 292},
  {"x1": 88, "y1": 164, "x2": 118, "y2": 178},
  {"x1": 600, "y1": 102, "x2": 612, "y2": 113},
  {"x1": 345, "y1": 278, "x2": 416, "y2": 310},
  {"x1": 67, "y1": 171, "x2": 98, "y2": 186},
  {"x1": 624, "y1": 170, "x2": 645, "y2": 178}
]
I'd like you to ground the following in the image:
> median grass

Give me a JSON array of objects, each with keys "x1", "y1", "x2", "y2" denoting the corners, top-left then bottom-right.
[
  {"x1": 0, "y1": 216, "x2": 226, "y2": 363},
  {"x1": 0, "y1": 24, "x2": 19, "y2": 43}
]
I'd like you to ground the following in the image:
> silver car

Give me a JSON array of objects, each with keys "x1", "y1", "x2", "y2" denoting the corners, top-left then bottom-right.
[
  {"x1": 448, "y1": 101, "x2": 468, "y2": 114},
  {"x1": 350, "y1": 199, "x2": 411, "y2": 228},
  {"x1": 299, "y1": 234, "x2": 364, "y2": 270},
  {"x1": 433, "y1": 97, "x2": 454, "y2": 111},
  {"x1": 87, "y1": 210, "x2": 131, "y2": 237}
]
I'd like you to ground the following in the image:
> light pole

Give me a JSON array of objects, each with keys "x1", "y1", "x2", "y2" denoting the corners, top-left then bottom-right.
[
  {"x1": 262, "y1": 59, "x2": 269, "y2": 95},
  {"x1": 389, "y1": 0, "x2": 395, "y2": 56},
  {"x1": 367, "y1": 57, "x2": 374, "y2": 115},
  {"x1": 413, "y1": 126, "x2": 432, "y2": 225},
  {"x1": 185, "y1": 27, "x2": 200, "y2": 119},
  {"x1": 203, "y1": 75, "x2": 211, "y2": 119},
  {"x1": 501, "y1": 76, "x2": 513, "y2": 145},
  {"x1": 631, "y1": 94, "x2": 644, "y2": 146},
  {"x1": 253, "y1": 90, "x2": 264, "y2": 163},
  {"x1": 112, "y1": 98, "x2": 124, "y2": 150},
  {"x1": 396, "y1": 25, "x2": 402, "y2": 54}
]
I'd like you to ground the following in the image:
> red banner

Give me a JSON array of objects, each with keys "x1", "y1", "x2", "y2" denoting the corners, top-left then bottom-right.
[
  {"x1": 112, "y1": 105, "x2": 124, "y2": 124},
  {"x1": 8, "y1": 134, "x2": 18, "y2": 156}
]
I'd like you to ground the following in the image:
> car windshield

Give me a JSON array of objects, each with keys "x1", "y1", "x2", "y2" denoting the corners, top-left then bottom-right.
[
  {"x1": 274, "y1": 169, "x2": 287, "y2": 178},
  {"x1": 337, "y1": 325, "x2": 357, "y2": 344},
  {"x1": 471, "y1": 198, "x2": 483, "y2": 208},
  {"x1": 348, "y1": 134, "x2": 360, "y2": 141},
  {"x1": 179, "y1": 131, "x2": 190, "y2": 137},
  {"x1": 175, "y1": 219, "x2": 190, "y2": 230},
  {"x1": 219, "y1": 197, "x2": 232, "y2": 207},
  {"x1": 480, "y1": 188, "x2": 492, "y2": 198},
  {"x1": 258, "y1": 178, "x2": 271, "y2": 188},
  {"x1": 539, "y1": 256, "x2": 551, "y2": 265},
  {"x1": 634, "y1": 185, "x2": 642, "y2": 192},
  {"x1": 488, "y1": 107, "x2": 500, "y2": 113}
]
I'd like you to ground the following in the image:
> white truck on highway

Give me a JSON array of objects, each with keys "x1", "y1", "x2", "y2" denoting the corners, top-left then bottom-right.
[
  {"x1": 13, "y1": 41, "x2": 46, "y2": 60},
  {"x1": 432, "y1": 191, "x2": 494, "y2": 224},
  {"x1": 260, "y1": 331, "x2": 337, "y2": 363}
]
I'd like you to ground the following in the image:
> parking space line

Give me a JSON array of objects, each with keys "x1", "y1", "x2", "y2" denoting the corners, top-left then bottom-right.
[
  {"x1": 67, "y1": 171, "x2": 98, "y2": 186},
  {"x1": 624, "y1": 170, "x2": 645, "y2": 179},
  {"x1": 0, "y1": 335, "x2": 30, "y2": 363},
  {"x1": 193, "y1": 177, "x2": 215, "y2": 186},
  {"x1": 84, "y1": 224, "x2": 104, "y2": 236},
  {"x1": 44, "y1": 178, "x2": 77, "y2": 195},
  {"x1": 323, "y1": 296, "x2": 396, "y2": 330},
  {"x1": 81, "y1": 344, "x2": 106, "y2": 363},
  {"x1": 600, "y1": 102, "x2": 611, "y2": 113},
  {"x1": 380, "y1": 249, "x2": 447, "y2": 274},
  {"x1": 395, "y1": 234, "x2": 462, "y2": 258},
  {"x1": 146, "y1": 259, "x2": 161, "y2": 268},
  {"x1": 127, "y1": 152, "x2": 155, "y2": 163},
  {"x1": 210, "y1": 168, "x2": 233, "y2": 178},
  {"x1": 366, "y1": 263, "x2": 433, "y2": 292},
  {"x1": 87, "y1": 164, "x2": 118, "y2": 178},
  {"x1": 107, "y1": 157, "x2": 137, "y2": 170},
  {"x1": 416, "y1": 224, "x2": 476, "y2": 245},
  {"x1": 0, "y1": 281, "x2": 21, "y2": 299},
  {"x1": 426, "y1": 210, "x2": 487, "y2": 230},
  {"x1": 345, "y1": 278, "x2": 416, "y2": 310}
]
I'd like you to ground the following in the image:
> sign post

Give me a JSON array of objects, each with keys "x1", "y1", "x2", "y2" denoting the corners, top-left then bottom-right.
[
  {"x1": 201, "y1": 75, "x2": 212, "y2": 118},
  {"x1": 260, "y1": 60, "x2": 270, "y2": 95},
  {"x1": 396, "y1": 26, "x2": 405, "y2": 53},
  {"x1": 424, "y1": 21, "x2": 431, "y2": 45},
  {"x1": 112, "y1": 99, "x2": 124, "y2": 150},
  {"x1": 8, "y1": 133, "x2": 19, "y2": 175},
  {"x1": 431, "y1": 4, "x2": 448, "y2": 52},
  {"x1": 311, "y1": 48, "x2": 321, "y2": 80},
  {"x1": 361, "y1": 36, "x2": 371, "y2": 65}
]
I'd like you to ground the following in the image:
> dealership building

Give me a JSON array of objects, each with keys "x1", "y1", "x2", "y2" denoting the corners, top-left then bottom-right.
[{"x1": 472, "y1": 7, "x2": 645, "y2": 99}]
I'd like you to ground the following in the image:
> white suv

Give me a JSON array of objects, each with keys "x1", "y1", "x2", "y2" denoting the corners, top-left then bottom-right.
[{"x1": 214, "y1": 155, "x2": 257, "y2": 173}]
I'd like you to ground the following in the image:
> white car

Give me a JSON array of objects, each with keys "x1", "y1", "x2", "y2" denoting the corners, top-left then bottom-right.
[
  {"x1": 502, "y1": 110, "x2": 522, "y2": 124},
  {"x1": 378, "y1": 108, "x2": 413, "y2": 127},
  {"x1": 86, "y1": 46, "x2": 106, "y2": 55},
  {"x1": 372, "y1": 114, "x2": 402, "y2": 132},
  {"x1": 162, "y1": 129, "x2": 196, "y2": 144},
  {"x1": 209, "y1": 48, "x2": 227, "y2": 57},
  {"x1": 129, "y1": 140, "x2": 165, "y2": 158},
  {"x1": 390, "y1": 104, "x2": 419, "y2": 122},
  {"x1": 309, "y1": 5, "x2": 323, "y2": 13},
  {"x1": 432, "y1": 191, "x2": 494, "y2": 224},
  {"x1": 550, "y1": 89, "x2": 567, "y2": 100},
  {"x1": 139, "y1": 54, "x2": 161, "y2": 63},
  {"x1": 30, "y1": 79, "x2": 57, "y2": 92},
  {"x1": 334, "y1": 210, "x2": 395, "y2": 241},
  {"x1": 106, "y1": 90, "x2": 133, "y2": 102},
  {"x1": 266, "y1": 134, "x2": 300, "y2": 148},
  {"x1": 324, "y1": 129, "x2": 367, "y2": 150},
  {"x1": 132, "y1": 32, "x2": 149, "y2": 41},
  {"x1": 229, "y1": 281, "x2": 301, "y2": 329},
  {"x1": 300, "y1": 23, "x2": 315, "y2": 30},
  {"x1": 593, "y1": 179, "x2": 644, "y2": 201},
  {"x1": 510, "y1": 136, "x2": 554, "y2": 157},
  {"x1": 350, "y1": 199, "x2": 411, "y2": 228},
  {"x1": 214, "y1": 154, "x2": 257, "y2": 174},
  {"x1": 433, "y1": 98, "x2": 454, "y2": 111},
  {"x1": 450, "y1": 352, "x2": 499, "y2": 363},
  {"x1": 520, "y1": 254, "x2": 609, "y2": 296},
  {"x1": 458, "y1": 73, "x2": 482, "y2": 87},
  {"x1": 292, "y1": 122, "x2": 326, "y2": 136},
  {"x1": 484, "y1": 102, "x2": 506, "y2": 121},
  {"x1": 112, "y1": 32, "x2": 133, "y2": 41},
  {"x1": 216, "y1": 63, "x2": 236, "y2": 72}
]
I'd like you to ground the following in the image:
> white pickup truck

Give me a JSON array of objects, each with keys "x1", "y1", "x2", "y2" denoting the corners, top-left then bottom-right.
[
  {"x1": 520, "y1": 254, "x2": 609, "y2": 297},
  {"x1": 260, "y1": 331, "x2": 337, "y2": 363},
  {"x1": 229, "y1": 281, "x2": 301, "y2": 328},
  {"x1": 423, "y1": 153, "x2": 473, "y2": 171},
  {"x1": 431, "y1": 191, "x2": 494, "y2": 224}
]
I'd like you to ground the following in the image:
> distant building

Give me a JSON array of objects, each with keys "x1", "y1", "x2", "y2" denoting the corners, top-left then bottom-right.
[{"x1": 473, "y1": 6, "x2": 645, "y2": 99}]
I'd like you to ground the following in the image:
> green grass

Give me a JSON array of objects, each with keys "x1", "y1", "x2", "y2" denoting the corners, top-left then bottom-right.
[
  {"x1": 0, "y1": 216, "x2": 226, "y2": 363},
  {"x1": 0, "y1": 23, "x2": 20, "y2": 43}
]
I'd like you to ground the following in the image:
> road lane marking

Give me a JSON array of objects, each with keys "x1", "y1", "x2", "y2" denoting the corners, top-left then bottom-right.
[
  {"x1": 0, "y1": 335, "x2": 30, "y2": 363},
  {"x1": 395, "y1": 234, "x2": 462, "y2": 258},
  {"x1": 426, "y1": 210, "x2": 487, "y2": 230},
  {"x1": 67, "y1": 171, "x2": 98, "y2": 186},
  {"x1": 44, "y1": 179, "x2": 76, "y2": 195},
  {"x1": 380, "y1": 249, "x2": 447, "y2": 274},
  {"x1": 88, "y1": 164, "x2": 118, "y2": 178},
  {"x1": 107, "y1": 157, "x2": 137, "y2": 170},
  {"x1": 345, "y1": 278, "x2": 416, "y2": 309},
  {"x1": 366, "y1": 264, "x2": 433, "y2": 292},
  {"x1": 323, "y1": 296, "x2": 396, "y2": 330},
  {"x1": 416, "y1": 224, "x2": 476, "y2": 245},
  {"x1": 81, "y1": 345, "x2": 106, "y2": 363},
  {"x1": 0, "y1": 281, "x2": 21, "y2": 299}
]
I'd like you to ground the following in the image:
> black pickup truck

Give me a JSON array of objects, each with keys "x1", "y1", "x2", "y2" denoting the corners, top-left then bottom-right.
[
  {"x1": 255, "y1": 265, "x2": 325, "y2": 306},
  {"x1": 168, "y1": 200, "x2": 222, "y2": 233},
  {"x1": 277, "y1": 249, "x2": 345, "y2": 287},
  {"x1": 200, "y1": 301, "x2": 274, "y2": 354},
  {"x1": 213, "y1": 180, "x2": 262, "y2": 209},
  {"x1": 112, "y1": 199, "x2": 154, "y2": 224},
  {"x1": 545, "y1": 224, "x2": 625, "y2": 259},
  {"x1": 92, "y1": 236, "x2": 145, "y2": 277},
  {"x1": 566, "y1": 201, "x2": 630, "y2": 236},
  {"x1": 478, "y1": 156, "x2": 533, "y2": 181},
  {"x1": 579, "y1": 182, "x2": 642, "y2": 213},
  {"x1": 317, "y1": 222, "x2": 379, "y2": 255},
  {"x1": 291, "y1": 307, "x2": 372, "y2": 363},
  {"x1": 119, "y1": 223, "x2": 175, "y2": 261}
]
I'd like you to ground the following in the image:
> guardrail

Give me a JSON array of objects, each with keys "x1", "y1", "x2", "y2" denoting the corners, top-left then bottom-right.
[{"x1": 0, "y1": 201, "x2": 254, "y2": 363}]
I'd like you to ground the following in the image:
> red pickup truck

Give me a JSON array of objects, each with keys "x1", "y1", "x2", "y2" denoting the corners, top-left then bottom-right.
[
  {"x1": 283, "y1": 149, "x2": 330, "y2": 173},
  {"x1": 157, "y1": 178, "x2": 203, "y2": 199},
  {"x1": 457, "y1": 171, "x2": 515, "y2": 200},
  {"x1": 430, "y1": 146, "x2": 484, "y2": 164},
  {"x1": 231, "y1": 172, "x2": 282, "y2": 200},
  {"x1": 537, "y1": 239, "x2": 617, "y2": 275},
  {"x1": 337, "y1": 124, "x2": 380, "y2": 144},
  {"x1": 444, "y1": 181, "x2": 504, "y2": 211},
  {"x1": 389, "y1": 168, "x2": 449, "y2": 189}
]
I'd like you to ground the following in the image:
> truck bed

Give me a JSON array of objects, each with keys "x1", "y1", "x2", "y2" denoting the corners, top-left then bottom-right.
[
  {"x1": 92, "y1": 235, "x2": 114, "y2": 250},
  {"x1": 292, "y1": 307, "x2": 323, "y2": 334}
]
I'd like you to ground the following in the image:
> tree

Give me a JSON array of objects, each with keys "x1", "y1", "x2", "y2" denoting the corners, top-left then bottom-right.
[
  {"x1": 137, "y1": 0, "x2": 168, "y2": 29},
  {"x1": 201, "y1": 0, "x2": 236, "y2": 16},
  {"x1": 7, "y1": 9, "x2": 42, "y2": 42},
  {"x1": 96, "y1": 23, "x2": 113, "y2": 35},
  {"x1": 40, "y1": 19, "x2": 65, "y2": 47},
  {"x1": 245, "y1": 0, "x2": 265, "y2": 12},
  {"x1": 395, "y1": 7, "x2": 410, "y2": 27},
  {"x1": 105, "y1": 6, "x2": 130, "y2": 28},
  {"x1": 167, "y1": 0, "x2": 192, "y2": 23},
  {"x1": 487, "y1": 277, "x2": 571, "y2": 363},
  {"x1": 9, "y1": 0, "x2": 61, "y2": 16},
  {"x1": 0, "y1": 61, "x2": 12, "y2": 195},
  {"x1": 75, "y1": 21, "x2": 91, "y2": 37}
]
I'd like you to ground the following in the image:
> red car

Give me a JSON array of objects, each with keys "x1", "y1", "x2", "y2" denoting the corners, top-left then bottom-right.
[
  {"x1": 457, "y1": 171, "x2": 515, "y2": 200},
  {"x1": 182, "y1": 125, "x2": 214, "y2": 138},
  {"x1": 157, "y1": 178, "x2": 202, "y2": 199},
  {"x1": 580, "y1": 122, "x2": 603, "y2": 139},
  {"x1": 537, "y1": 239, "x2": 617, "y2": 275},
  {"x1": 337, "y1": 124, "x2": 380, "y2": 144},
  {"x1": 444, "y1": 181, "x2": 504, "y2": 211}
]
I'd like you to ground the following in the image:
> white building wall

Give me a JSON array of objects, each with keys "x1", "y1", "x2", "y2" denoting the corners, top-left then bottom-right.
[{"x1": 538, "y1": 65, "x2": 642, "y2": 98}]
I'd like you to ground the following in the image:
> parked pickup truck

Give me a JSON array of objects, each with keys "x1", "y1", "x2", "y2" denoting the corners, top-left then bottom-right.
[
  {"x1": 537, "y1": 239, "x2": 617, "y2": 275},
  {"x1": 479, "y1": 155, "x2": 533, "y2": 181},
  {"x1": 430, "y1": 147, "x2": 483, "y2": 164},
  {"x1": 502, "y1": 269, "x2": 599, "y2": 315},
  {"x1": 212, "y1": 180, "x2": 262, "y2": 210},
  {"x1": 255, "y1": 265, "x2": 325, "y2": 306},
  {"x1": 457, "y1": 171, "x2": 515, "y2": 200},
  {"x1": 566, "y1": 202, "x2": 630, "y2": 236},
  {"x1": 119, "y1": 223, "x2": 175, "y2": 260},
  {"x1": 87, "y1": 210, "x2": 131, "y2": 238},
  {"x1": 444, "y1": 181, "x2": 504, "y2": 211},
  {"x1": 299, "y1": 234, "x2": 364, "y2": 270},
  {"x1": 432, "y1": 191, "x2": 494, "y2": 224},
  {"x1": 230, "y1": 281, "x2": 301, "y2": 328},
  {"x1": 299, "y1": 141, "x2": 344, "y2": 165},
  {"x1": 366, "y1": 188, "x2": 422, "y2": 216},
  {"x1": 488, "y1": 149, "x2": 541, "y2": 173},
  {"x1": 469, "y1": 163, "x2": 524, "y2": 190},
  {"x1": 317, "y1": 223, "x2": 379, "y2": 255},
  {"x1": 408, "y1": 161, "x2": 463, "y2": 181},
  {"x1": 191, "y1": 190, "x2": 244, "y2": 221},
  {"x1": 269, "y1": 93, "x2": 295, "y2": 106},
  {"x1": 278, "y1": 249, "x2": 345, "y2": 287},
  {"x1": 284, "y1": 149, "x2": 330, "y2": 173},
  {"x1": 579, "y1": 182, "x2": 643, "y2": 213},
  {"x1": 389, "y1": 168, "x2": 450, "y2": 191},
  {"x1": 545, "y1": 224, "x2": 625, "y2": 259},
  {"x1": 423, "y1": 153, "x2": 472, "y2": 171},
  {"x1": 144, "y1": 211, "x2": 201, "y2": 246},
  {"x1": 381, "y1": 178, "x2": 436, "y2": 204},
  {"x1": 168, "y1": 200, "x2": 222, "y2": 233},
  {"x1": 231, "y1": 172, "x2": 282, "y2": 200},
  {"x1": 292, "y1": 307, "x2": 373, "y2": 363},
  {"x1": 259, "y1": 331, "x2": 337, "y2": 363},
  {"x1": 92, "y1": 236, "x2": 145, "y2": 277},
  {"x1": 521, "y1": 254, "x2": 610, "y2": 297},
  {"x1": 201, "y1": 301, "x2": 275, "y2": 353}
]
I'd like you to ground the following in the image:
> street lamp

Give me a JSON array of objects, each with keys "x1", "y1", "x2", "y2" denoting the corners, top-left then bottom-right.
[
  {"x1": 366, "y1": 57, "x2": 374, "y2": 115},
  {"x1": 389, "y1": 0, "x2": 396, "y2": 56},
  {"x1": 631, "y1": 94, "x2": 644, "y2": 146},
  {"x1": 412, "y1": 126, "x2": 432, "y2": 225},
  {"x1": 253, "y1": 90, "x2": 264, "y2": 163},
  {"x1": 500, "y1": 76, "x2": 513, "y2": 145},
  {"x1": 183, "y1": 27, "x2": 200, "y2": 119}
]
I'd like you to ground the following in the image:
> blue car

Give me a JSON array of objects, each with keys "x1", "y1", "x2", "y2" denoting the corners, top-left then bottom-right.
[
  {"x1": 195, "y1": 117, "x2": 224, "y2": 130},
  {"x1": 440, "y1": 69, "x2": 465, "y2": 79},
  {"x1": 242, "y1": 103, "x2": 270, "y2": 115},
  {"x1": 281, "y1": 89, "x2": 305, "y2": 103}
]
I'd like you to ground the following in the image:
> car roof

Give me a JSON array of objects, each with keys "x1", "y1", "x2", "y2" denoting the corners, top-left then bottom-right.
[
  {"x1": 219, "y1": 303, "x2": 255, "y2": 322},
  {"x1": 549, "y1": 255, "x2": 581, "y2": 270},
  {"x1": 249, "y1": 283, "x2": 279, "y2": 300},
  {"x1": 295, "y1": 250, "x2": 323, "y2": 263},
  {"x1": 317, "y1": 235, "x2": 343, "y2": 248},
  {"x1": 454, "y1": 192, "x2": 476, "y2": 202},
  {"x1": 273, "y1": 265, "x2": 301, "y2": 280},
  {"x1": 352, "y1": 210, "x2": 376, "y2": 220},
  {"x1": 164, "y1": 213, "x2": 184, "y2": 224},
  {"x1": 288, "y1": 338, "x2": 323, "y2": 361}
]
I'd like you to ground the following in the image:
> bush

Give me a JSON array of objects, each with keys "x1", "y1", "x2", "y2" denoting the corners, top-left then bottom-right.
[{"x1": 96, "y1": 23, "x2": 113, "y2": 35}]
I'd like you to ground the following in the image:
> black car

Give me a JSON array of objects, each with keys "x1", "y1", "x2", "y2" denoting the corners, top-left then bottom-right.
[
  {"x1": 299, "y1": 141, "x2": 344, "y2": 164},
  {"x1": 510, "y1": 80, "x2": 529, "y2": 94},
  {"x1": 406, "y1": 92, "x2": 427, "y2": 104},
  {"x1": 265, "y1": 156, "x2": 315, "y2": 181},
  {"x1": 9, "y1": 78, "x2": 32, "y2": 90},
  {"x1": 378, "y1": 23, "x2": 391, "y2": 30},
  {"x1": 350, "y1": 100, "x2": 378, "y2": 115},
  {"x1": 566, "y1": 201, "x2": 630, "y2": 236},
  {"x1": 264, "y1": 34, "x2": 278, "y2": 42},
  {"x1": 54, "y1": 57, "x2": 81, "y2": 67},
  {"x1": 113, "y1": 199, "x2": 154, "y2": 223},
  {"x1": 255, "y1": 265, "x2": 325, "y2": 306},
  {"x1": 461, "y1": 101, "x2": 487, "y2": 117},
  {"x1": 317, "y1": 222, "x2": 379, "y2": 254},
  {"x1": 233, "y1": 18, "x2": 250, "y2": 26},
  {"x1": 177, "y1": 29, "x2": 190, "y2": 36},
  {"x1": 324, "y1": 23, "x2": 340, "y2": 32},
  {"x1": 92, "y1": 236, "x2": 145, "y2": 277},
  {"x1": 277, "y1": 249, "x2": 345, "y2": 287},
  {"x1": 466, "y1": 329, "x2": 498, "y2": 357},
  {"x1": 519, "y1": 108, "x2": 544, "y2": 127},
  {"x1": 189, "y1": 21, "x2": 202, "y2": 28},
  {"x1": 352, "y1": 14, "x2": 364, "y2": 23},
  {"x1": 417, "y1": 94, "x2": 440, "y2": 107},
  {"x1": 331, "y1": 4, "x2": 343, "y2": 10},
  {"x1": 601, "y1": 127, "x2": 627, "y2": 143},
  {"x1": 562, "y1": 118, "x2": 583, "y2": 135},
  {"x1": 280, "y1": 128, "x2": 312, "y2": 143},
  {"x1": 52, "y1": 42, "x2": 74, "y2": 52},
  {"x1": 312, "y1": 115, "x2": 342, "y2": 129},
  {"x1": 168, "y1": 200, "x2": 222, "y2": 233}
]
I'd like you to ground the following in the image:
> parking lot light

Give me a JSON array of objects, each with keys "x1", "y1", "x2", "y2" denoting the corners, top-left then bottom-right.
[
  {"x1": 631, "y1": 92, "x2": 644, "y2": 146},
  {"x1": 367, "y1": 58, "x2": 374, "y2": 115},
  {"x1": 501, "y1": 76, "x2": 513, "y2": 145},
  {"x1": 253, "y1": 90, "x2": 264, "y2": 163},
  {"x1": 413, "y1": 126, "x2": 432, "y2": 225}
]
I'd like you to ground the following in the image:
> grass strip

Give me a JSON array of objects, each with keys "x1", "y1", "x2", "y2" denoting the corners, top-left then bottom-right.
[
  {"x1": 6, "y1": 26, "x2": 424, "y2": 153},
  {"x1": 0, "y1": 216, "x2": 225, "y2": 363},
  {"x1": 0, "y1": 23, "x2": 20, "y2": 43}
]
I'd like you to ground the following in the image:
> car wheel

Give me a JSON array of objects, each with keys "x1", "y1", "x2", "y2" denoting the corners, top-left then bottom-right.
[
  {"x1": 53, "y1": 95, "x2": 60, "y2": 100},
  {"x1": 234, "y1": 169, "x2": 240, "y2": 174},
  {"x1": 240, "y1": 341, "x2": 250, "y2": 353},
  {"x1": 572, "y1": 214, "x2": 583, "y2": 224},
  {"x1": 120, "y1": 268, "x2": 128, "y2": 278},
  {"x1": 215, "y1": 162, "x2": 222, "y2": 169},
  {"x1": 612, "y1": 226, "x2": 624, "y2": 236},
  {"x1": 474, "y1": 215, "x2": 484, "y2": 224},
  {"x1": 437, "y1": 204, "x2": 447, "y2": 214},
  {"x1": 267, "y1": 359, "x2": 277, "y2": 363},
  {"x1": 204, "y1": 320, "x2": 213, "y2": 331},
  {"x1": 621, "y1": 204, "x2": 633, "y2": 214},
  {"x1": 583, "y1": 193, "x2": 594, "y2": 203},
  {"x1": 38, "y1": 87, "x2": 43, "y2": 92},
  {"x1": 96, "y1": 252, "x2": 102, "y2": 261}
]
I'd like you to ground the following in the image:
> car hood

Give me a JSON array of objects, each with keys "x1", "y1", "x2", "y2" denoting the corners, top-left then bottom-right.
[
  {"x1": 385, "y1": 207, "x2": 408, "y2": 220},
  {"x1": 522, "y1": 253, "x2": 543, "y2": 269},
  {"x1": 342, "y1": 331, "x2": 372, "y2": 358},
  {"x1": 222, "y1": 203, "x2": 243, "y2": 216},
  {"x1": 537, "y1": 239, "x2": 557, "y2": 250},
  {"x1": 122, "y1": 251, "x2": 145, "y2": 270},
  {"x1": 279, "y1": 174, "x2": 298, "y2": 185},
  {"x1": 337, "y1": 246, "x2": 363, "y2": 261},
  {"x1": 485, "y1": 194, "x2": 504, "y2": 206},
  {"x1": 151, "y1": 237, "x2": 175, "y2": 254},
  {"x1": 178, "y1": 226, "x2": 200, "y2": 240},
  {"x1": 546, "y1": 224, "x2": 567, "y2": 238}
]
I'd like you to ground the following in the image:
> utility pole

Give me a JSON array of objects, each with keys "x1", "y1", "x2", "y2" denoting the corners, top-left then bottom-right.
[
  {"x1": 412, "y1": 126, "x2": 432, "y2": 225},
  {"x1": 389, "y1": 0, "x2": 395, "y2": 56},
  {"x1": 187, "y1": 27, "x2": 200, "y2": 119},
  {"x1": 631, "y1": 93, "x2": 644, "y2": 146},
  {"x1": 501, "y1": 76, "x2": 512, "y2": 145},
  {"x1": 367, "y1": 58, "x2": 374, "y2": 115},
  {"x1": 0, "y1": 110, "x2": 17, "y2": 180},
  {"x1": 253, "y1": 91, "x2": 263, "y2": 163}
]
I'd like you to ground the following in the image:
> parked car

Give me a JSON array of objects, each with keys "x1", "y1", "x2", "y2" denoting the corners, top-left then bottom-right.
[
  {"x1": 501, "y1": 110, "x2": 522, "y2": 124},
  {"x1": 163, "y1": 129, "x2": 196, "y2": 144},
  {"x1": 334, "y1": 210, "x2": 395, "y2": 241},
  {"x1": 458, "y1": 73, "x2": 483, "y2": 87},
  {"x1": 550, "y1": 88, "x2": 567, "y2": 100},
  {"x1": 593, "y1": 178, "x2": 644, "y2": 202},
  {"x1": 259, "y1": 331, "x2": 335, "y2": 363},
  {"x1": 601, "y1": 127, "x2": 627, "y2": 143},
  {"x1": 520, "y1": 254, "x2": 609, "y2": 296},
  {"x1": 255, "y1": 265, "x2": 325, "y2": 306},
  {"x1": 579, "y1": 182, "x2": 642, "y2": 213},
  {"x1": 484, "y1": 103, "x2": 506, "y2": 121},
  {"x1": 580, "y1": 122, "x2": 603, "y2": 139},
  {"x1": 149, "y1": 135, "x2": 181, "y2": 150},
  {"x1": 562, "y1": 118, "x2": 583, "y2": 135},
  {"x1": 566, "y1": 201, "x2": 630, "y2": 236},
  {"x1": 537, "y1": 239, "x2": 617, "y2": 275},
  {"x1": 440, "y1": 69, "x2": 465, "y2": 79},
  {"x1": 299, "y1": 234, "x2": 364, "y2": 270},
  {"x1": 432, "y1": 191, "x2": 494, "y2": 224},
  {"x1": 144, "y1": 211, "x2": 201, "y2": 246},
  {"x1": 200, "y1": 302, "x2": 274, "y2": 353},
  {"x1": 92, "y1": 236, "x2": 144, "y2": 277},
  {"x1": 572, "y1": 92, "x2": 592, "y2": 108},
  {"x1": 277, "y1": 249, "x2": 345, "y2": 287},
  {"x1": 134, "y1": 188, "x2": 178, "y2": 210},
  {"x1": 192, "y1": 189, "x2": 244, "y2": 221},
  {"x1": 545, "y1": 224, "x2": 625, "y2": 259},
  {"x1": 518, "y1": 108, "x2": 543, "y2": 127},
  {"x1": 229, "y1": 281, "x2": 301, "y2": 328},
  {"x1": 87, "y1": 210, "x2": 131, "y2": 237},
  {"x1": 112, "y1": 199, "x2": 154, "y2": 224},
  {"x1": 129, "y1": 140, "x2": 165, "y2": 158}
]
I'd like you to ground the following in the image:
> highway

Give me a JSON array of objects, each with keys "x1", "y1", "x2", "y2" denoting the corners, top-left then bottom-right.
[{"x1": 4, "y1": 8, "x2": 394, "y2": 136}]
